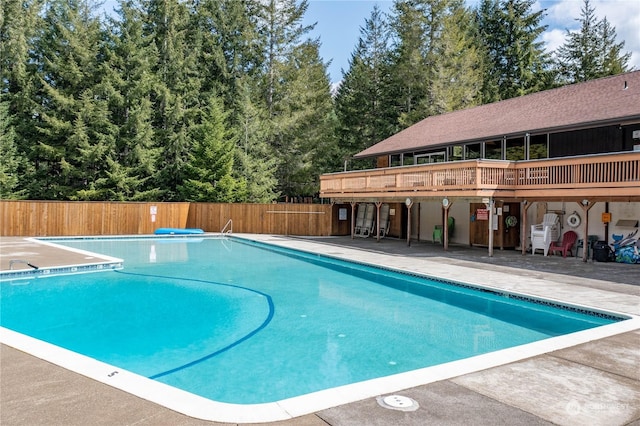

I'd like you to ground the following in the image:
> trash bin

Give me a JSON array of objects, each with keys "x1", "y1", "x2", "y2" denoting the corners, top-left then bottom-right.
[{"x1": 592, "y1": 241, "x2": 612, "y2": 262}]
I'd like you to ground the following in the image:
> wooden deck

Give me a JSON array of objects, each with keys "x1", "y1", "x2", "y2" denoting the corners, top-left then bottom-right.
[{"x1": 320, "y1": 151, "x2": 640, "y2": 202}]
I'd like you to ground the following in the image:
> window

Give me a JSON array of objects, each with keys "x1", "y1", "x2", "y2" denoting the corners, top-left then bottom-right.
[
  {"x1": 403, "y1": 153, "x2": 414, "y2": 166},
  {"x1": 449, "y1": 145, "x2": 463, "y2": 161},
  {"x1": 465, "y1": 143, "x2": 481, "y2": 159},
  {"x1": 390, "y1": 154, "x2": 402, "y2": 167},
  {"x1": 484, "y1": 140, "x2": 502, "y2": 159},
  {"x1": 415, "y1": 151, "x2": 446, "y2": 164},
  {"x1": 529, "y1": 134, "x2": 548, "y2": 159},
  {"x1": 505, "y1": 137, "x2": 525, "y2": 160}
]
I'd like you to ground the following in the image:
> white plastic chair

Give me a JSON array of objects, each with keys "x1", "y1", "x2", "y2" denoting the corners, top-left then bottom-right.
[
  {"x1": 530, "y1": 213, "x2": 560, "y2": 256},
  {"x1": 355, "y1": 204, "x2": 375, "y2": 237},
  {"x1": 354, "y1": 204, "x2": 366, "y2": 235},
  {"x1": 531, "y1": 225, "x2": 552, "y2": 256},
  {"x1": 378, "y1": 204, "x2": 390, "y2": 238}
]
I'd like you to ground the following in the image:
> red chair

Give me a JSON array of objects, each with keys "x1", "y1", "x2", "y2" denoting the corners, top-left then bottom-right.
[{"x1": 549, "y1": 231, "x2": 578, "y2": 258}]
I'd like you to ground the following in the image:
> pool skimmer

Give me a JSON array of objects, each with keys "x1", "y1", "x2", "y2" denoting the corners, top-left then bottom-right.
[{"x1": 376, "y1": 394, "x2": 419, "y2": 412}]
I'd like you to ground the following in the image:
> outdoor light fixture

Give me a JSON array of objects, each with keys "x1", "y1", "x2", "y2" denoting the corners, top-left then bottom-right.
[
  {"x1": 581, "y1": 199, "x2": 589, "y2": 206},
  {"x1": 405, "y1": 197, "x2": 412, "y2": 207}
]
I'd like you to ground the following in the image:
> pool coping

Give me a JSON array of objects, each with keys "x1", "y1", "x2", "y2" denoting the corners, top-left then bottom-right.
[
  {"x1": 2, "y1": 234, "x2": 640, "y2": 423},
  {"x1": 0, "y1": 237, "x2": 124, "y2": 279}
]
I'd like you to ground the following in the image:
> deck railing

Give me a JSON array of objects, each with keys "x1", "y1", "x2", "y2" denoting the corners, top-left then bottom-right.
[{"x1": 320, "y1": 151, "x2": 640, "y2": 198}]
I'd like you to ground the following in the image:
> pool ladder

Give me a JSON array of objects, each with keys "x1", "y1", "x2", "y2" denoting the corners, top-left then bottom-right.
[
  {"x1": 221, "y1": 219, "x2": 233, "y2": 234},
  {"x1": 9, "y1": 259, "x2": 39, "y2": 270}
]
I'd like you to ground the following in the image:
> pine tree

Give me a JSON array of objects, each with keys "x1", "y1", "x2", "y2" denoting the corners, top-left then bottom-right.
[
  {"x1": 334, "y1": 5, "x2": 397, "y2": 170},
  {"x1": 145, "y1": 0, "x2": 201, "y2": 201},
  {"x1": 192, "y1": 0, "x2": 264, "y2": 107},
  {"x1": 1, "y1": 0, "x2": 43, "y2": 198},
  {"x1": 388, "y1": 0, "x2": 433, "y2": 127},
  {"x1": 389, "y1": 0, "x2": 482, "y2": 127},
  {"x1": 233, "y1": 76, "x2": 279, "y2": 203},
  {"x1": 554, "y1": 0, "x2": 630, "y2": 84},
  {"x1": 191, "y1": 0, "x2": 279, "y2": 202},
  {"x1": 101, "y1": 0, "x2": 161, "y2": 200},
  {"x1": 424, "y1": 1, "x2": 482, "y2": 116},
  {"x1": 476, "y1": 0, "x2": 551, "y2": 102},
  {"x1": 31, "y1": 0, "x2": 116, "y2": 200},
  {"x1": 0, "y1": 100, "x2": 28, "y2": 199},
  {"x1": 179, "y1": 95, "x2": 245, "y2": 202},
  {"x1": 279, "y1": 39, "x2": 336, "y2": 198},
  {"x1": 258, "y1": 0, "x2": 313, "y2": 115},
  {"x1": 256, "y1": 0, "x2": 336, "y2": 199}
]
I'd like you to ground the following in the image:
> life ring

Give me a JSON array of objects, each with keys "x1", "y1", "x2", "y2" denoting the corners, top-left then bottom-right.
[
  {"x1": 567, "y1": 212, "x2": 581, "y2": 228},
  {"x1": 505, "y1": 215, "x2": 518, "y2": 228}
]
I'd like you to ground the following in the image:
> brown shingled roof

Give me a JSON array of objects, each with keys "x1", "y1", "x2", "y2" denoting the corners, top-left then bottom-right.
[{"x1": 354, "y1": 71, "x2": 640, "y2": 158}]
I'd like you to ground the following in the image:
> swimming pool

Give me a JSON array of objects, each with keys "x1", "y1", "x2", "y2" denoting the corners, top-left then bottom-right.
[{"x1": 0, "y1": 235, "x2": 636, "y2": 422}]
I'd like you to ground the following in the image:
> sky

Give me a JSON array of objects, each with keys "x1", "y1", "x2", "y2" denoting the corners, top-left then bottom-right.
[{"x1": 302, "y1": 0, "x2": 640, "y2": 83}]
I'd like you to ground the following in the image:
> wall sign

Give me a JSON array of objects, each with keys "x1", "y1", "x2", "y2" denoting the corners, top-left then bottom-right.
[{"x1": 476, "y1": 209, "x2": 489, "y2": 220}]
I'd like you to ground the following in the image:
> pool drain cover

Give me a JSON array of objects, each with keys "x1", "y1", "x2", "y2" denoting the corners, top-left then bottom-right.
[{"x1": 377, "y1": 395, "x2": 419, "y2": 412}]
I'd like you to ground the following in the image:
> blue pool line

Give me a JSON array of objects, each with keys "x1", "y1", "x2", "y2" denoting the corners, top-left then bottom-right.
[{"x1": 113, "y1": 270, "x2": 275, "y2": 380}]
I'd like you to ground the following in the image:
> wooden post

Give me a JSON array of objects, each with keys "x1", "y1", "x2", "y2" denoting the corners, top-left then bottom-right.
[
  {"x1": 375, "y1": 202, "x2": 382, "y2": 242},
  {"x1": 350, "y1": 202, "x2": 356, "y2": 239},
  {"x1": 406, "y1": 199, "x2": 413, "y2": 246},
  {"x1": 580, "y1": 200, "x2": 594, "y2": 262},
  {"x1": 521, "y1": 201, "x2": 531, "y2": 255},
  {"x1": 442, "y1": 198, "x2": 451, "y2": 251},
  {"x1": 487, "y1": 198, "x2": 494, "y2": 257}
]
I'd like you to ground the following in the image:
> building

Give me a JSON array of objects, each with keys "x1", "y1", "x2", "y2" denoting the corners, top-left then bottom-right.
[{"x1": 320, "y1": 71, "x2": 640, "y2": 260}]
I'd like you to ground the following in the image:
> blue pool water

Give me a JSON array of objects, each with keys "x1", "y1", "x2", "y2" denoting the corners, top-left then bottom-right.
[{"x1": 0, "y1": 237, "x2": 619, "y2": 404}]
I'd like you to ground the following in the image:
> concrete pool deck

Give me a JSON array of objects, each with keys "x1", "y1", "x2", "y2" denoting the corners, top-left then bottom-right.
[{"x1": 1, "y1": 235, "x2": 639, "y2": 425}]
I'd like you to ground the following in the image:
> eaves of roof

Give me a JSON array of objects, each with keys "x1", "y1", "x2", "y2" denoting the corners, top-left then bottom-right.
[{"x1": 354, "y1": 71, "x2": 640, "y2": 158}]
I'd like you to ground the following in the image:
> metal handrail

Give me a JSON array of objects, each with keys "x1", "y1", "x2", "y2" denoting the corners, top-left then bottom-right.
[
  {"x1": 221, "y1": 219, "x2": 233, "y2": 234},
  {"x1": 9, "y1": 259, "x2": 39, "y2": 270}
]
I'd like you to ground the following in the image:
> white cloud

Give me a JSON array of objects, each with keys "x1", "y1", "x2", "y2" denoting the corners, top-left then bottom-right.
[
  {"x1": 542, "y1": 28, "x2": 569, "y2": 53},
  {"x1": 542, "y1": 0, "x2": 640, "y2": 69}
]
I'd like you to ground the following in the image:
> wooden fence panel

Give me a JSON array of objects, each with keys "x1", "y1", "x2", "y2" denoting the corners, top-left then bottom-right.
[
  {"x1": 0, "y1": 201, "x2": 190, "y2": 236},
  {"x1": 185, "y1": 203, "x2": 333, "y2": 235},
  {"x1": 1, "y1": 201, "x2": 333, "y2": 236}
]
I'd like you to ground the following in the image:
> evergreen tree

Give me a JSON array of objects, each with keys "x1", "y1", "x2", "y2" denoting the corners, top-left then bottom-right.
[
  {"x1": 0, "y1": 101, "x2": 28, "y2": 199},
  {"x1": 554, "y1": 0, "x2": 630, "y2": 84},
  {"x1": 192, "y1": 0, "x2": 264, "y2": 107},
  {"x1": 424, "y1": 1, "x2": 482, "y2": 116},
  {"x1": 101, "y1": 0, "x2": 161, "y2": 200},
  {"x1": 192, "y1": 0, "x2": 279, "y2": 202},
  {"x1": 145, "y1": 0, "x2": 201, "y2": 201},
  {"x1": 257, "y1": 0, "x2": 336, "y2": 199},
  {"x1": 334, "y1": 5, "x2": 397, "y2": 170},
  {"x1": 476, "y1": 0, "x2": 551, "y2": 102},
  {"x1": 258, "y1": 0, "x2": 313, "y2": 115},
  {"x1": 279, "y1": 39, "x2": 336, "y2": 197},
  {"x1": 179, "y1": 95, "x2": 245, "y2": 202},
  {"x1": 0, "y1": 0, "x2": 42, "y2": 121},
  {"x1": 389, "y1": 0, "x2": 482, "y2": 127},
  {"x1": 31, "y1": 0, "x2": 116, "y2": 200},
  {"x1": 388, "y1": 0, "x2": 433, "y2": 127},
  {"x1": 233, "y1": 76, "x2": 279, "y2": 203},
  {"x1": 1, "y1": 0, "x2": 43, "y2": 197}
]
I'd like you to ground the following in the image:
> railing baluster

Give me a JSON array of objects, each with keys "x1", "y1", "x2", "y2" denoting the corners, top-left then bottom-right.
[{"x1": 319, "y1": 153, "x2": 640, "y2": 196}]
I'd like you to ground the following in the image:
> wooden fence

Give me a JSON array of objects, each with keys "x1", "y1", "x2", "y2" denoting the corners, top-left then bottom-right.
[{"x1": 0, "y1": 201, "x2": 339, "y2": 237}]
